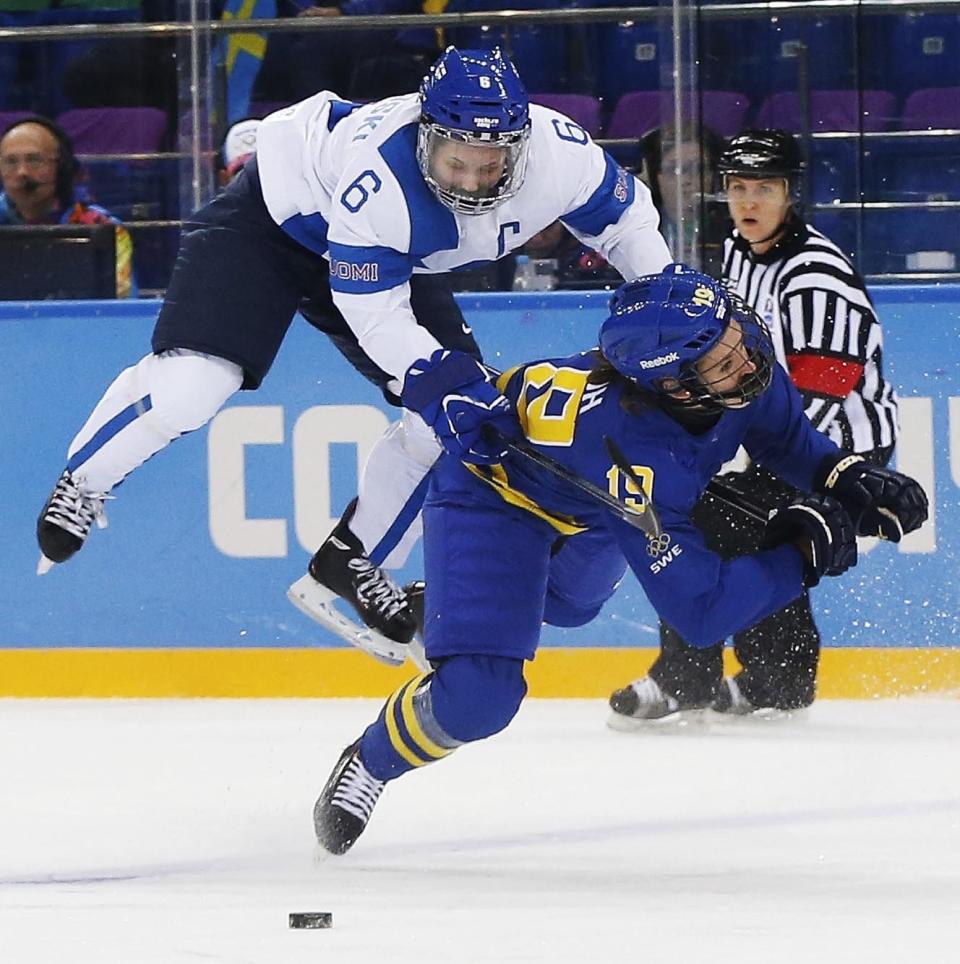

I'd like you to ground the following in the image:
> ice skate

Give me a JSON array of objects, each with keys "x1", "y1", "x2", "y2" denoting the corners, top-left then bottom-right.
[
  {"x1": 314, "y1": 740, "x2": 385, "y2": 856},
  {"x1": 711, "y1": 676, "x2": 757, "y2": 715},
  {"x1": 36, "y1": 470, "x2": 109, "y2": 574},
  {"x1": 287, "y1": 499, "x2": 416, "y2": 666},
  {"x1": 607, "y1": 675, "x2": 716, "y2": 730}
]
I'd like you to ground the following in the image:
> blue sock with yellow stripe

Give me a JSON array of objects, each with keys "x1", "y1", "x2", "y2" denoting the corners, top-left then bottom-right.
[{"x1": 359, "y1": 654, "x2": 527, "y2": 781}]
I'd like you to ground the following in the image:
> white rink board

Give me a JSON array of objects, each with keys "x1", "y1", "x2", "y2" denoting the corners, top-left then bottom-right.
[{"x1": 1, "y1": 697, "x2": 958, "y2": 963}]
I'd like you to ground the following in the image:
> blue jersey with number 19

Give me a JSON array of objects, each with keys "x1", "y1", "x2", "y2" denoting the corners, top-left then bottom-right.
[
  {"x1": 254, "y1": 92, "x2": 671, "y2": 391},
  {"x1": 430, "y1": 353, "x2": 841, "y2": 648}
]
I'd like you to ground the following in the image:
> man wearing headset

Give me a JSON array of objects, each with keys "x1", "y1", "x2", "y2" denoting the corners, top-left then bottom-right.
[{"x1": 0, "y1": 116, "x2": 135, "y2": 298}]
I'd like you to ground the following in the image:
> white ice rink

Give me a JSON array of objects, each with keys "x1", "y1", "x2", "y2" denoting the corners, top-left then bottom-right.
[{"x1": 1, "y1": 697, "x2": 958, "y2": 963}]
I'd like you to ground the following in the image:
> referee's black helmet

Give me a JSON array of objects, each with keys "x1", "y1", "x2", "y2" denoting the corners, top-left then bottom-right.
[{"x1": 718, "y1": 129, "x2": 804, "y2": 185}]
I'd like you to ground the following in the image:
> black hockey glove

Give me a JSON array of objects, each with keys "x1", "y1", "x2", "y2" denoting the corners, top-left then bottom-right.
[
  {"x1": 762, "y1": 493, "x2": 857, "y2": 588},
  {"x1": 402, "y1": 349, "x2": 520, "y2": 465},
  {"x1": 816, "y1": 454, "x2": 928, "y2": 542}
]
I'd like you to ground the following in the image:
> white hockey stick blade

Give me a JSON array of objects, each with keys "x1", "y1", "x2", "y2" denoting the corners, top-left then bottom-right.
[{"x1": 287, "y1": 574, "x2": 407, "y2": 667}]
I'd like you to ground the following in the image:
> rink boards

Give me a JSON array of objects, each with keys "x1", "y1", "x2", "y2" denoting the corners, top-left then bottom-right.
[{"x1": 1, "y1": 287, "x2": 958, "y2": 697}]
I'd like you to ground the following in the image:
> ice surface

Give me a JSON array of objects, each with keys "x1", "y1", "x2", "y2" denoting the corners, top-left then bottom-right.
[{"x1": 1, "y1": 697, "x2": 958, "y2": 963}]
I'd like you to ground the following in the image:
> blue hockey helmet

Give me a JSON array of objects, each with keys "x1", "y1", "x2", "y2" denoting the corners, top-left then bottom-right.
[
  {"x1": 599, "y1": 264, "x2": 774, "y2": 410},
  {"x1": 417, "y1": 46, "x2": 531, "y2": 215}
]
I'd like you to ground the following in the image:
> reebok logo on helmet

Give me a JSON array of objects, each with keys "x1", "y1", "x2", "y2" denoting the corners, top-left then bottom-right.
[{"x1": 638, "y1": 351, "x2": 680, "y2": 369}]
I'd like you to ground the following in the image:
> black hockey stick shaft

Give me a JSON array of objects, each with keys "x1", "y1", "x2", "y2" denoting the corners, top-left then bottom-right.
[
  {"x1": 703, "y1": 477, "x2": 771, "y2": 524},
  {"x1": 482, "y1": 428, "x2": 661, "y2": 538}
]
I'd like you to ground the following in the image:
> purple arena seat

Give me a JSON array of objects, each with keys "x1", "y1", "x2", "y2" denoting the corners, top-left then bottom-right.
[
  {"x1": 56, "y1": 107, "x2": 168, "y2": 153},
  {"x1": 530, "y1": 94, "x2": 602, "y2": 137},
  {"x1": 605, "y1": 90, "x2": 750, "y2": 139},
  {"x1": 754, "y1": 90, "x2": 897, "y2": 132},
  {"x1": 0, "y1": 111, "x2": 34, "y2": 135},
  {"x1": 900, "y1": 87, "x2": 960, "y2": 130}
]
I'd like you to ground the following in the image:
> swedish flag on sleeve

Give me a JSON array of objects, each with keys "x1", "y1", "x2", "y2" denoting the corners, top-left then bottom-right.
[
  {"x1": 219, "y1": 0, "x2": 277, "y2": 123},
  {"x1": 384, "y1": 673, "x2": 459, "y2": 769}
]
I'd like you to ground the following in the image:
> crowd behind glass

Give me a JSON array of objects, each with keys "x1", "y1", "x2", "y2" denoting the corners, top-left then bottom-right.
[{"x1": 0, "y1": 1, "x2": 958, "y2": 295}]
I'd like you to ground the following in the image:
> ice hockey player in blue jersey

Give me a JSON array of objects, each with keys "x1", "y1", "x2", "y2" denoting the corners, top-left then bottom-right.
[
  {"x1": 311, "y1": 265, "x2": 928, "y2": 856},
  {"x1": 35, "y1": 46, "x2": 671, "y2": 662}
]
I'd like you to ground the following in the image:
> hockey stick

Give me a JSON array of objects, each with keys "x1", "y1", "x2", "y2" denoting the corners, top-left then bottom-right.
[
  {"x1": 482, "y1": 427, "x2": 663, "y2": 539},
  {"x1": 704, "y1": 477, "x2": 771, "y2": 523}
]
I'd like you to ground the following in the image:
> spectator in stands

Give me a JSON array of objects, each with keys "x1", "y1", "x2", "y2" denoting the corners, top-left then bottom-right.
[
  {"x1": 520, "y1": 220, "x2": 621, "y2": 290},
  {"x1": 639, "y1": 125, "x2": 727, "y2": 276},
  {"x1": 0, "y1": 116, "x2": 136, "y2": 297},
  {"x1": 216, "y1": 117, "x2": 261, "y2": 188},
  {"x1": 254, "y1": 0, "x2": 440, "y2": 105}
]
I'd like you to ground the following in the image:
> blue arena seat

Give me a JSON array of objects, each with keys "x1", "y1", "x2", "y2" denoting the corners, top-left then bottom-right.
[
  {"x1": 0, "y1": 16, "x2": 21, "y2": 110},
  {"x1": 722, "y1": 13, "x2": 859, "y2": 103},
  {"x1": 864, "y1": 90, "x2": 960, "y2": 204},
  {"x1": 863, "y1": 208, "x2": 960, "y2": 275},
  {"x1": 37, "y1": 8, "x2": 140, "y2": 116},
  {"x1": 444, "y1": 1, "x2": 567, "y2": 95},
  {"x1": 860, "y1": 13, "x2": 960, "y2": 98}
]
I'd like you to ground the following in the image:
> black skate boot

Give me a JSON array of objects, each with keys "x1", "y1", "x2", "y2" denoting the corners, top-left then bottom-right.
[
  {"x1": 711, "y1": 676, "x2": 757, "y2": 715},
  {"x1": 404, "y1": 580, "x2": 425, "y2": 638},
  {"x1": 314, "y1": 740, "x2": 385, "y2": 857},
  {"x1": 36, "y1": 470, "x2": 108, "y2": 573},
  {"x1": 608, "y1": 676, "x2": 682, "y2": 727},
  {"x1": 287, "y1": 499, "x2": 416, "y2": 665}
]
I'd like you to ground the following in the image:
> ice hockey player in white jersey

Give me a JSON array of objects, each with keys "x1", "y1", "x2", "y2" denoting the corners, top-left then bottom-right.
[{"x1": 36, "y1": 46, "x2": 671, "y2": 663}]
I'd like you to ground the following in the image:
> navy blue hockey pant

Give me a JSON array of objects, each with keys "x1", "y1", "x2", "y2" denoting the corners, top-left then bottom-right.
[{"x1": 152, "y1": 158, "x2": 478, "y2": 399}]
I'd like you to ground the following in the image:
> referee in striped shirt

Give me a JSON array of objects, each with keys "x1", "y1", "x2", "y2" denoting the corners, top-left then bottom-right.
[{"x1": 610, "y1": 129, "x2": 899, "y2": 722}]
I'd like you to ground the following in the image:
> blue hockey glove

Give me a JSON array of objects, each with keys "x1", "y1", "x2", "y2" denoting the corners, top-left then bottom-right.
[
  {"x1": 762, "y1": 493, "x2": 857, "y2": 588},
  {"x1": 816, "y1": 454, "x2": 928, "y2": 542},
  {"x1": 401, "y1": 349, "x2": 520, "y2": 465}
]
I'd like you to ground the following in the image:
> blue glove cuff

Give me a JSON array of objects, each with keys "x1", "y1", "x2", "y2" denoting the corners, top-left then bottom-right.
[{"x1": 401, "y1": 350, "x2": 487, "y2": 415}]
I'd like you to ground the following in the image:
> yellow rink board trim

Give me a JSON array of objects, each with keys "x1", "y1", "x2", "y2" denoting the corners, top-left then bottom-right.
[{"x1": 1, "y1": 647, "x2": 959, "y2": 699}]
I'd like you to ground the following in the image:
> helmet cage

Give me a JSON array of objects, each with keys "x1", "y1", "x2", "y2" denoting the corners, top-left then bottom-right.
[
  {"x1": 667, "y1": 294, "x2": 774, "y2": 410},
  {"x1": 416, "y1": 119, "x2": 531, "y2": 215}
]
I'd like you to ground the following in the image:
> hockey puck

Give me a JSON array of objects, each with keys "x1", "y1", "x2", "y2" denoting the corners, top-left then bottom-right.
[{"x1": 289, "y1": 912, "x2": 333, "y2": 929}]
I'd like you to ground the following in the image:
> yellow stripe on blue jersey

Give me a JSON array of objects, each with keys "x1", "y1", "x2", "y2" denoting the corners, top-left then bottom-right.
[
  {"x1": 466, "y1": 463, "x2": 588, "y2": 535},
  {"x1": 482, "y1": 362, "x2": 609, "y2": 533},
  {"x1": 384, "y1": 674, "x2": 454, "y2": 768}
]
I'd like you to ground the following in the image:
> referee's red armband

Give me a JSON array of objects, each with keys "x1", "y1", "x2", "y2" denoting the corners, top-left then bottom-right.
[{"x1": 787, "y1": 353, "x2": 864, "y2": 399}]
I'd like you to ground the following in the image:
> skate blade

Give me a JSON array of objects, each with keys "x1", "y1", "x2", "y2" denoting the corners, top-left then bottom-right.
[
  {"x1": 287, "y1": 575, "x2": 407, "y2": 667},
  {"x1": 606, "y1": 707, "x2": 710, "y2": 732},
  {"x1": 36, "y1": 554, "x2": 55, "y2": 576}
]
